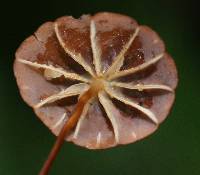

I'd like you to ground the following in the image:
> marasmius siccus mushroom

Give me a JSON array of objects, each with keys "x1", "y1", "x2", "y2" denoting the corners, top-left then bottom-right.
[{"x1": 14, "y1": 12, "x2": 178, "y2": 175}]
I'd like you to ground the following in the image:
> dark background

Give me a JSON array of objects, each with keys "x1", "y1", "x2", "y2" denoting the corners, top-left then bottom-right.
[{"x1": 0, "y1": 0, "x2": 199, "y2": 175}]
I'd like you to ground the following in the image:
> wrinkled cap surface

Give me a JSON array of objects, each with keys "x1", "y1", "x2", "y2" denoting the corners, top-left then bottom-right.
[{"x1": 14, "y1": 12, "x2": 178, "y2": 149}]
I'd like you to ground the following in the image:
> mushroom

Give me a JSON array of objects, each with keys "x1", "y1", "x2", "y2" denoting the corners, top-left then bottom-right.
[{"x1": 14, "y1": 12, "x2": 178, "y2": 175}]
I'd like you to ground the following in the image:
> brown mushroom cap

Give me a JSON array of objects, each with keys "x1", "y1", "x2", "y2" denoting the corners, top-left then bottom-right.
[{"x1": 14, "y1": 12, "x2": 178, "y2": 149}]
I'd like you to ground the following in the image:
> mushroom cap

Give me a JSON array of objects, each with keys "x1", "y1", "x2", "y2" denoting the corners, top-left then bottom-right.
[{"x1": 14, "y1": 12, "x2": 178, "y2": 149}]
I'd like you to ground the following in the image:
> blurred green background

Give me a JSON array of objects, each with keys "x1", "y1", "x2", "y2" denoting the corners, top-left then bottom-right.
[{"x1": 0, "y1": 0, "x2": 199, "y2": 175}]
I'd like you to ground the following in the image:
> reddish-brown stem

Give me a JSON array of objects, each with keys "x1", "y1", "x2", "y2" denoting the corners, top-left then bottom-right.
[{"x1": 39, "y1": 87, "x2": 97, "y2": 175}]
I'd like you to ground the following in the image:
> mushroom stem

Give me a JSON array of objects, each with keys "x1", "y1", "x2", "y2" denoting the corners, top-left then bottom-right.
[{"x1": 39, "y1": 85, "x2": 99, "y2": 175}]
